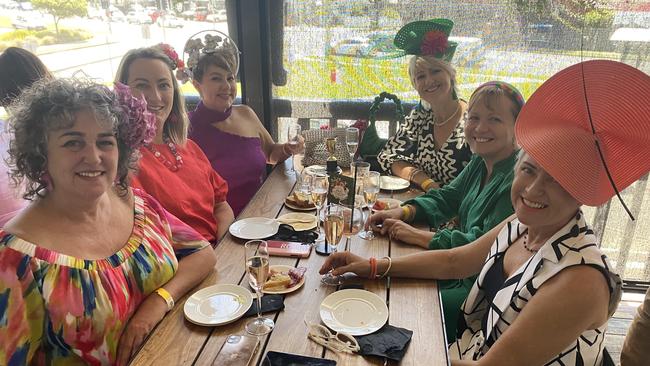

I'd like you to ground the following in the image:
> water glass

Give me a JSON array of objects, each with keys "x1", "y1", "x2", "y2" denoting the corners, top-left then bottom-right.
[{"x1": 244, "y1": 240, "x2": 274, "y2": 335}]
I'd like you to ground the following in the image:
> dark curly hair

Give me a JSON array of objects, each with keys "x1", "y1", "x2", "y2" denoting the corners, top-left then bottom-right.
[{"x1": 6, "y1": 78, "x2": 139, "y2": 200}]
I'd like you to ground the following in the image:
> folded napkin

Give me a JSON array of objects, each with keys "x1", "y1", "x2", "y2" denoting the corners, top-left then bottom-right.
[
  {"x1": 243, "y1": 294, "x2": 285, "y2": 317},
  {"x1": 354, "y1": 325, "x2": 413, "y2": 362},
  {"x1": 266, "y1": 224, "x2": 318, "y2": 244}
]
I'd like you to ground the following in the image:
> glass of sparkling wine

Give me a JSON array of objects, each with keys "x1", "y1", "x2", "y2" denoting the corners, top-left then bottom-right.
[
  {"x1": 321, "y1": 204, "x2": 345, "y2": 284},
  {"x1": 322, "y1": 204, "x2": 363, "y2": 285},
  {"x1": 287, "y1": 123, "x2": 302, "y2": 173},
  {"x1": 311, "y1": 173, "x2": 329, "y2": 240},
  {"x1": 346, "y1": 127, "x2": 359, "y2": 163},
  {"x1": 359, "y1": 171, "x2": 381, "y2": 240},
  {"x1": 244, "y1": 240, "x2": 274, "y2": 335}
]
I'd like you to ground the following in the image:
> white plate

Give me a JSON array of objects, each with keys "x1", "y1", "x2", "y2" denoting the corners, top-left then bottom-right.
[
  {"x1": 379, "y1": 176, "x2": 410, "y2": 191},
  {"x1": 304, "y1": 165, "x2": 342, "y2": 175},
  {"x1": 319, "y1": 289, "x2": 388, "y2": 336},
  {"x1": 184, "y1": 284, "x2": 253, "y2": 326},
  {"x1": 229, "y1": 217, "x2": 280, "y2": 240},
  {"x1": 261, "y1": 265, "x2": 306, "y2": 294},
  {"x1": 371, "y1": 198, "x2": 402, "y2": 212},
  {"x1": 284, "y1": 197, "x2": 316, "y2": 211},
  {"x1": 276, "y1": 213, "x2": 318, "y2": 231}
]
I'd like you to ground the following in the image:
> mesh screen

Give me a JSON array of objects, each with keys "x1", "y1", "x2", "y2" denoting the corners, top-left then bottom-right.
[{"x1": 274, "y1": 0, "x2": 650, "y2": 282}]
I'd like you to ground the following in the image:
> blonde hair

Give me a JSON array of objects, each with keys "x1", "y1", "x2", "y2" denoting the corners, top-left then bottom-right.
[
  {"x1": 408, "y1": 55, "x2": 457, "y2": 98},
  {"x1": 115, "y1": 47, "x2": 189, "y2": 145}
]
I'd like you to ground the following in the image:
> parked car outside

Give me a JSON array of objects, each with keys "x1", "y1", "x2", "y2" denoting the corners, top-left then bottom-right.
[
  {"x1": 157, "y1": 14, "x2": 183, "y2": 28},
  {"x1": 108, "y1": 8, "x2": 127, "y2": 22},
  {"x1": 180, "y1": 9, "x2": 195, "y2": 20},
  {"x1": 127, "y1": 11, "x2": 152, "y2": 24},
  {"x1": 194, "y1": 6, "x2": 208, "y2": 21},
  {"x1": 206, "y1": 9, "x2": 227, "y2": 22},
  {"x1": 12, "y1": 12, "x2": 47, "y2": 30},
  {"x1": 327, "y1": 31, "x2": 484, "y2": 67}
]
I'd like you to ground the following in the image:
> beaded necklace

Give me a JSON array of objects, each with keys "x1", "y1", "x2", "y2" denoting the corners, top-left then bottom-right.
[
  {"x1": 522, "y1": 233, "x2": 539, "y2": 253},
  {"x1": 147, "y1": 135, "x2": 183, "y2": 172},
  {"x1": 433, "y1": 101, "x2": 461, "y2": 127}
]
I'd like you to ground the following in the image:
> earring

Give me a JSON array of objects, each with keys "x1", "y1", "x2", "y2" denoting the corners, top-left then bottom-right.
[{"x1": 40, "y1": 171, "x2": 53, "y2": 191}]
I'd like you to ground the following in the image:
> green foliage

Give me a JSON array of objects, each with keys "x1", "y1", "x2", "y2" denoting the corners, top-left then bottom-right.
[
  {"x1": 584, "y1": 8, "x2": 614, "y2": 28},
  {"x1": 32, "y1": 0, "x2": 88, "y2": 18},
  {"x1": 0, "y1": 28, "x2": 92, "y2": 51},
  {"x1": 32, "y1": 0, "x2": 88, "y2": 34}
]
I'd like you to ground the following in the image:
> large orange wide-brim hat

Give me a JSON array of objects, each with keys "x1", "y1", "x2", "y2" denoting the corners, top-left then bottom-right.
[{"x1": 515, "y1": 60, "x2": 650, "y2": 206}]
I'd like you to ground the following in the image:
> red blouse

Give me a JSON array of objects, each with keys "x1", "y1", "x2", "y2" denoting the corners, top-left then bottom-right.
[{"x1": 132, "y1": 139, "x2": 228, "y2": 244}]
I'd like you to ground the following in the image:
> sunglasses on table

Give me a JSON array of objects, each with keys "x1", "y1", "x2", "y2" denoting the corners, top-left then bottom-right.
[{"x1": 305, "y1": 320, "x2": 360, "y2": 354}]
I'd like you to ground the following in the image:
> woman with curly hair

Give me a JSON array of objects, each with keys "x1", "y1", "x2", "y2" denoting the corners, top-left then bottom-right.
[
  {"x1": 116, "y1": 44, "x2": 235, "y2": 244},
  {"x1": 0, "y1": 78, "x2": 216, "y2": 365}
]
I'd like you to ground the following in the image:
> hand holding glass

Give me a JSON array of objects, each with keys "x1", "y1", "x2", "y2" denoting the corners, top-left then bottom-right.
[
  {"x1": 244, "y1": 240, "x2": 274, "y2": 335},
  {"x1": 322, "y1": 204, "x2": 363, "y2": 285}
]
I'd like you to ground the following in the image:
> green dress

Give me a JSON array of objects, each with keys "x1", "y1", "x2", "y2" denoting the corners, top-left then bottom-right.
[{"x1": 404, "y1": 152, "x2": 517, "y2": 342}]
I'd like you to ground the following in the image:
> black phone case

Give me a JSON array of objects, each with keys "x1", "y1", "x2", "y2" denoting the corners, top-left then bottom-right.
[{"x1": 262, "y1": 351, "x2": 336, "y2": 366}]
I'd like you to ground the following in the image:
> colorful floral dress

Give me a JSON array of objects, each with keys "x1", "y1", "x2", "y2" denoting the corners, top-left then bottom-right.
[{"x1": 0, "y1": 189, "x2": 210, "y2": 365}]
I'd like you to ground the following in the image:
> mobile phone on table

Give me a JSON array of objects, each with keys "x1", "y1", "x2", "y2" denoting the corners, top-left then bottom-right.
[
  {"x1": 262, "y1": 351, "x2": 336, "y2": 366},
  {"x1": 212, "y1": 334, "x2": 259, "y2": 366},
  {"x1": 267, "y1": 240, "x2": 312, "y2": 258}
]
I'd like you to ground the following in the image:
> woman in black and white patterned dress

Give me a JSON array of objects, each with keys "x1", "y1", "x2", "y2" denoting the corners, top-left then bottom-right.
[
  {"x1": 378, "y1": 55, "x2": 472, "y2": 191},
  {"x1": 321, "y1": 60, "x2": 650, "y2": 365}
]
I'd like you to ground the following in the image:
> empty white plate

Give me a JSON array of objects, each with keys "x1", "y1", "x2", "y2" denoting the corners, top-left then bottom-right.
[
  {"x1": 319, "y1": 289, "x2": 388, "y2": 336},
  {"x1": 229, "y1": 217, "x2": 280, "y2": 240},
  {"x1": 184, "y1": 284, "x2": 253, "y2": 326},
  {"x1": 379, "y1": 176, "x2": 410, "y2": 191}
]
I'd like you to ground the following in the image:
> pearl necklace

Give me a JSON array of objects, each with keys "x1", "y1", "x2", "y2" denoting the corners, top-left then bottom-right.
[
  {"x1": 147, "y1": 136, "x2": 184, "y2": 172},
  {"x1": 433, "y1": 102, "x2": 461, "y2": 127}
]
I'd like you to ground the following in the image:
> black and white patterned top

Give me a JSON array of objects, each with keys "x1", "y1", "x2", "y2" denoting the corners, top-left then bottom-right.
[
  {"x1": 449, "y1": 212, "x2": 622, "y2": 364},
  {"x1": 377, "y1": 104, "x2": 472, "y2": 186}
]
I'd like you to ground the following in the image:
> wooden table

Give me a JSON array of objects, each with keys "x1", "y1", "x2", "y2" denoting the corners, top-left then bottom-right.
[{"x1": 132, "y1": 162, "x2": 450, "y2": 366}]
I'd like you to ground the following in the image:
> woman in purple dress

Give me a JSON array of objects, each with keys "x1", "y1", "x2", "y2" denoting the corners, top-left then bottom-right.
[{"x1": 186, "y1": 32, "x2": 303, "y2": 216}]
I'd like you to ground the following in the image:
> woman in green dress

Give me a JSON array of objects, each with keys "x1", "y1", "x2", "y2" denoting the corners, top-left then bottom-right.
[{"x1": 369, "y1": 81, "x2": 525, "y2": 341}]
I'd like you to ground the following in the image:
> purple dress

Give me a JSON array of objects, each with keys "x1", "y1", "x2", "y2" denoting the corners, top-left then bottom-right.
[{"x1": 189, "y1": 102, "x2": 267, "y2": 216}]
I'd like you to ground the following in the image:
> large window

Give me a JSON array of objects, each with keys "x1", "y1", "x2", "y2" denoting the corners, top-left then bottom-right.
[{"x1": 272, "y1": 0, "x2": 650, "y2": 284}]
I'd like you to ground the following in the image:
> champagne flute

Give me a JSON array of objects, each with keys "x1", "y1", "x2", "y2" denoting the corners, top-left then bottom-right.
[
  {"x1": 320, "y1": 204, "x2": 344, "y2": 261},
  {"x1": 322, "y1": 203, "x2": 363, "y2": 286},
  {"x1": 359, "y1": 171, "x2": 380, "y2": 240},
  {"x1": 346, "y1": 127, "x2": 359, "y2": 163},
  {"x1": 311, "y1": 173, "x2": 329, "y2": 241},
  {"x1": 287, "y1": 123, "x2": 302, "y2": 174},
  {"x1": 244, "y1": 240, "x2": 274, "y2": 335}
]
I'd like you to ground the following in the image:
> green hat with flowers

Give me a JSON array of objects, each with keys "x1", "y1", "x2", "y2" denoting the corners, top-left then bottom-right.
[{"x1": 394, "y1": 18, "x2": 458, "y2": 62}]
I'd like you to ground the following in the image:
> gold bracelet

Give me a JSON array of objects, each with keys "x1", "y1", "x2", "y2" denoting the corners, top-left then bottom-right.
[
  {"x1": 420, "y1": 178, "x2": 435, "y2": 191},
  {"x1": 155, "y1": 288, "x2": 174, "y2": 312},
  {"x1": 408, "y1": 168, "x2": 422, "y2": 183},
  {"x1": 378, "y1": 256, "x2": 392, "y2": 278},
  {"x1": 400, "y1": 205, "x2": 415, "y2": 222}
]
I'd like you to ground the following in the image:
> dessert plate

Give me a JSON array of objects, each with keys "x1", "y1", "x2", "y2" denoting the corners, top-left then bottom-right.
[
  {"x1": 229, "y1": 217, "x2": 280, "y2": 240},
  {"x1": 261, "y1": 265, "x2": 306, "y2": 295},
  {"x1": 184, "y1": 284, "x2": 253, "y2": 326},
  {"x1": 379, "y1": 176, "x2": 410, "y2": 191},
  {"x1": 319, "y1": 289, "x2": 388, "y2": 336}
]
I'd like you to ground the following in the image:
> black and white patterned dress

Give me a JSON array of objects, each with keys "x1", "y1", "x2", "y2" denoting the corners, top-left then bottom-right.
[
  {"x1": 377, "y1": 104, "x2": 472, "y2": 186},
  {"x1": 449, "y1": 212, "x2": 622, "y2": 364}
]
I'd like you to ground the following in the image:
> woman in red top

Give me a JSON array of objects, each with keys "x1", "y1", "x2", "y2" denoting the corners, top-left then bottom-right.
[{"x1": 115, "y1": 45, "x2": 234, "y2": 245}]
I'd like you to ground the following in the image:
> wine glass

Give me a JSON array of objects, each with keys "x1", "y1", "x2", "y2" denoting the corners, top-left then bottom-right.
[
  {"x1": 319, "y1": 203, "x2": 344, "y2": 259},
  {"x1": 287, "y1": 123, "x2": 302, "y2": 174},
  {"x1": 311, "y1": 173, "x2": 329, "y2": 241},
  {"x1": 359, "y1": 171, "x2": 380, "y2": 240},
  {"x1": 346, "y1": 127, "x2": 359, "y2": 163},
  {"x1": 244, "y1": 240, "x2": 274, "y2": 335},
  {"x1": 322, "y1": 203, "x2": 363, "y2": 286}
]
